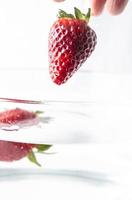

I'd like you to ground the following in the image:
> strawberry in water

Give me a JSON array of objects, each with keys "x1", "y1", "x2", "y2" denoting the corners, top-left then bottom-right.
[
  {"x1": 0, "y1": 108, "x2": 52, "y2": 166},
  {"x1": 48, "y1": 7, "x2": 97, "y2": 85},
  {"x1": 0, "y1": 141, "x2": 51, "y2": 166},
  {"x1": 0, "y1": 108, "x2": 43, "y2": 130},
  {"x1": 0, "y1": 108, "x2": 37, "y2": 124}
]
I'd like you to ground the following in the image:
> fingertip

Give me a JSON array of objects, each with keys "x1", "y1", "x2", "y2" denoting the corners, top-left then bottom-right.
[
  {"x1": 106, "y1": 0, "x2": 128, "y2": 15},
  {"x1": 91, "y1": 9, "x2": 103, "y2": 16},
  {"x1": 90, "y1": 0, "x2": 106, "y2": 16}
]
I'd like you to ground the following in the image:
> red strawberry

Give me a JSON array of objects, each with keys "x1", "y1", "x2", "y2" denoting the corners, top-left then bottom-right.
[
  {"x1": 0, "y1": 108, "x2": 52, "y2": 166},
  {"x1": 0, "y1": 141, "x2": 51, "y2": 166},
  {"x1": 0, "y1": 108, "x2": 36, "y2": 124},
  {"x1": 48, "y1": 7, "x2": 97, "y2": 85},
  {"x1": 0, "y1": 141, "x2": 35, "y2": 162}
]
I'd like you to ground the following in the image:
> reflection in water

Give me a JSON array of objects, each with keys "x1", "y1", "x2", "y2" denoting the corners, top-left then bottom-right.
[
  {"x1": 0, "y1": 168, "x2": 114, "y2": 185},
  {"x1": 0, "y1": 116, "x2": 53, "y2": 132},
  {"x1": 39, "y1": 116, "x2": 53, "y2": 124}
]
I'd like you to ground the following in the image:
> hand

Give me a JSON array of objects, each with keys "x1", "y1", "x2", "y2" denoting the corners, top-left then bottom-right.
[
  {"x1": 53, "y1": 0, "x2": 128, "y2": 16},
  {"x1": 91, "y1": 0, "x2": 128, "y2": 15}
]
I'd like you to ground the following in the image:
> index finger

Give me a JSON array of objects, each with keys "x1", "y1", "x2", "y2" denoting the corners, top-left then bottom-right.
[{"x1": 91, "y1": 0, "x2": 107, "y2": 15}]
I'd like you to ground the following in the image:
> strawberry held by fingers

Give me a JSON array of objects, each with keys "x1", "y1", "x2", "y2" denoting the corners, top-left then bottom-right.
[{"x1": 48, "y1": 7, "x2": 97, "y2": 85}]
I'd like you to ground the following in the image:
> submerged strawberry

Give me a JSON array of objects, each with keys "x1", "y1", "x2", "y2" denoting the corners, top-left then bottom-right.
[
  {"x1": 0, "y1": 108, "x2": 52, "y2": 166},
  {"x1": 0, "y1": 141, "x2": 52, "y2": 166},
  {"x1": 0, "y1": 141, "x2": 35, "y2": 162},
  {"x1": 0, "y1": 108, "x2": 37, "y2": 124},
  {"x1": 48, "y1": 7, "x2": 97, "y2": 85}
]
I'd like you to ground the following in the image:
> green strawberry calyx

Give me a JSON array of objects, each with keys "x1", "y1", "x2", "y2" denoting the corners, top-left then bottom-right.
[
  {"x1": 35, "y1": 110, "x2": 44, "y2": 115},
  {"x1": 27, "y1": 144, "x2": 52, "y2": 167},
  {"x1": 58, "y1": 7, "x2": 91, "y2": 23}
]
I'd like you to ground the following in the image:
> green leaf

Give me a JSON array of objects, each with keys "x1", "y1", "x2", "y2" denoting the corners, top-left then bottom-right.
[
  {"x1": 35, "y1": 110, "x2": 44, "y2": 115},
  {"x1": 27, "y1": 150, "x2": 41, "y2": 167},
  {"x1": 58, "y1": 9, "x2": 75, "y2": 19},
  {"x1": 74, "y1": 7, "x2": 91, "y2": 22},
  {"x1": 85, "y1": 8, "x2": 91, "y2": 22},
  {"x1": 74, "y1": 7, "x2": 83, "y2": 19},
  {"x1": 57, "y1": 7, "x2": 91, "y2": 22},
  {"x1": 36, "y1": 144, "x2": 52, "y2": 153}
]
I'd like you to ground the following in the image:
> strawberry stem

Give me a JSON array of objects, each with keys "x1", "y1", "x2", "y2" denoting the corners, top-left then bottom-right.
[{"x1": 57, "y1": 7, "x2": 91, "y2": 22}]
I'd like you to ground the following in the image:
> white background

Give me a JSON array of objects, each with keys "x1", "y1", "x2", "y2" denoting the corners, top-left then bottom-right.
[{"x1": 0, "y1": 0, "x2": 132, "y2": 200}]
